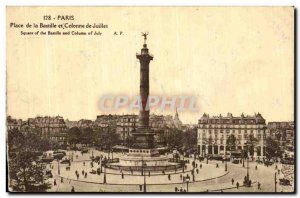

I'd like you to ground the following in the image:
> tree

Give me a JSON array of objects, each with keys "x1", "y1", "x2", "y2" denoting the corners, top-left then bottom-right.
[
  {"x1": 226, "y1": 134, "x2": 237, "y2": 158},
  {"x1": 67, "y1": 127, "x2": 82, "y2": 146},
  {"x1": 81, "y1": 127, "x2": 94, "y2": 146},
  {"x1": 9, "y1": 151, "x2": 50, "y2": 192},
  {"x1": 7, "y1": 129, "x2": 50, "y2": 192},
  {"x1": 245, "y1": 134, "x2": 258, "y2": 157},
  {"x1": 265, "y1": 137, "x2": 283, "y2": 161},
  {"x1": 182, "y1": 127, "x2": 197, "y2": 152}
]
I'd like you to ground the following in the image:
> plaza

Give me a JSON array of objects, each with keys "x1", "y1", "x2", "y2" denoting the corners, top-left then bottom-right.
[{"x1": 47, "y1": 148, "x2": 293, "y2": 193}]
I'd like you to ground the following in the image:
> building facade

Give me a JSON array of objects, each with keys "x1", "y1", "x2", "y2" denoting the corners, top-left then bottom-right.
[
  {"x1": 197, "y1": 113, "x2": 267, "y2": 158},
  {"x1": 27, "y1": 116, "x2": 67, "y2": 145},
  {"x1": 267, "y1": 121, "x2": 294, "y2": 151}
]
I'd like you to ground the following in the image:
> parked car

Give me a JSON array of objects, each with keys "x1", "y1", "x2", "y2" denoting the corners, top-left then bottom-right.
[
  {"x1": 81, "y1": 148, "x2": 89, "y2": 153},
  {"x1": 90, "y1": 169, "x2": 97, "y2": 174},
  {"x1": 54, "y1": 150, "x2": 66, "y2": 155},
  {"x1": 232, "y1": 159, "x2": 240, "y2": 164},
  {"x1": 281, "y1": 157, "x2": 294, "y2": 165},
  {"x1": 279, "y1": 178, "x2": 290, "y2": 186},
  {"x1": 45, "y1": 170, "x2": 53, "y2": 178},
  {"x1": 60, "y1": 159, "x2": 70, "y2": 164},
  {"x1": 264, "y1": 161, "x2": 273, "y2": 166},
  {"x1": 198, "y1": 156, "x2": 204, "y2": 161},
  {"x1": 53, "y1": 153, "x2": 65, "y2": 160},
  {"x1": 41, "y1": 157, "x2": 53, "y2": 163}
]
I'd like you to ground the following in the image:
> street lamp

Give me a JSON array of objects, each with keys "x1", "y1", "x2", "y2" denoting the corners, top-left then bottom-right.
[
  {"x1": 100, "y1": 155, "x2": 103, "y2": 173},
  {"x1": 57, "y1": 159, "x2": 60, "y2": 175},
  {"x1": 225, "y1": 152, "x2": 228, "y2": 172},
  {"x1": 141, "y1": 157, "x2": 147, "y2": 192},
  {"x1": 182, "y1": 154, "x2": 185, "y2": 173},
  {"x1": 103, "y1": 158, "x2": 107, "y2": 184},
  {"x1": 186, "y1": 175, "x2": 190, "y2": 192},
  {"x1": 275, "y1": 172, "x2": 277, "y2": 192}
]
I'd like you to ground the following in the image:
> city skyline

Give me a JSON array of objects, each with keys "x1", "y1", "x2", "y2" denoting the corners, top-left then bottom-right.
[{"x1": 7, "y1": 7, "x2": 294, "y2": 123}]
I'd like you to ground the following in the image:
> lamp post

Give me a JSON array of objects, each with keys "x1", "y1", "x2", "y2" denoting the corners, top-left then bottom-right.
[
  {"x1": 182, "y1": 154, "x2": 185, "y2": 173},
  {"x1": 103, "y1": 158, "x2": 107, "y2": 184},
  {"x1": 242, "y1": 150, "x2": 245, "y2": 167},
  {"x1": 225, "y1": 152, "x2": 228, "y2": 171},
  {"x1": 247, "y1": 156, "x2": 249, "y2": 181},
  {"x1": 275, "y1": 172, "x2": 277, "y2": 192},
  {"x1": 193, "y1": 161, "x2": 196, "y2": 181},
  {"x1": 186, "y1": 175, "x2": 190, "y2": 192},
  {"x1": 57, "y1": 159, "x2": 60, "y2": 175},
  {"x1": 100, "y1": 155, "x2": 103, "y2": 173},
  {"x1": 143, "y1": 158, "x2": 147, "y2": 192}
]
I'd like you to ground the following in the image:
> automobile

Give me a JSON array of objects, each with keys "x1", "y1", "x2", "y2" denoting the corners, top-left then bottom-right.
[
  {"x1": 53, "y1": 153, "x2": 65, "y2": 160},
  {"x1": 41, "y1": 157, "x2": 53, "y2": 163},
  {"x1": 90, "y1": 169, "x2": 97, "y2": 174},
  {"x1": 264, "y1": 161, "x2": 273, "y2": 166},
  {"x1": 232, "y1": 159, "x2": 240, "y2": 164},
  {"x1": 54, "y1": 150, "x2": 66, "y2": 155},
  {"x1": 279, "y1": 178, "x2": 290, "y2": 186},
  {"x1": 211, "y1": 155, "x2": 223, "y2": 161},
  {"x1": 198, "y1": 156, "x2": 204, "y2": 161},
  {"x1": 81, "y1": 148, "x2": 89, "y2": 153},
  {"x1": 281, "y1": 157, "x2": 294, "y2": 165},
  {"x1": 60, "y1": 159, "x2": 70, "y2": 164},
  {"x1": 45, "y1": 170, "x2": 53, "y2": 178},
  {"x1": 256, "y1": 159, "x2": 263, "y2": 164},
  {"x1": 93, "y1": 156, "x2": 100, "y2": 162}
]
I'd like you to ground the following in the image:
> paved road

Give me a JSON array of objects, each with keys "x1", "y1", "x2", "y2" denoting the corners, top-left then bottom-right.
[{"x1": 47, "y1": 150, "x2": 294, "y2": 192}]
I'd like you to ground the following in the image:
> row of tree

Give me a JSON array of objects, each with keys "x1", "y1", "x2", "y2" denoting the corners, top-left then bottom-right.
[{"x1": 8, "y1": 128, "x2": 54, "y2": 192}]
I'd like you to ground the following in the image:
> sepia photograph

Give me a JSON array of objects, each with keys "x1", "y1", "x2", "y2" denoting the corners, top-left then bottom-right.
[{"x1": 6, "y1": 6, "x2": 295, "y2": 193}]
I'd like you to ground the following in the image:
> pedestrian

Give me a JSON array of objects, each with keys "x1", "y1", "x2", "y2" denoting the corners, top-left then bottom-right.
[
  {"x1": 82, "y1": 170, "x2": 84, "y2": 175},
  {"x1": 85, "y1": 172, "x2": 87, "y2": 178},
  {"x1": 61, "y1": 177, "x2": 63, "y2": 183},
  {"x1": 77, "y1": 174, "x2": 79, "y2": 180},
  {"x1": 236, "y1": 182, "x2": 239, "y2": 189},
  {"x1": 184, "y1": 189, "x2": 187, "y2": 192},
  {"x1": 258, "y1": 182, "x2": 261, "y2": 190},
  {"x1": 175, "y1": 187, "x2": 178, "y2": 192},
  {"x1": 180, "y1": 174, "x2": 182, "y2": 180},
  {"x1": 168, "y1": 174, "x2": 171, "y2": 181},
  {"x1": 75, "y1": 170, "x2": 78, "y2": 175},
  {"x1": 180, "y1": 187, "x2": 183, "y2": 192},
  {"x1": 54, "y1": 179, "x2": 57, "y2": 186},
  {"x1": 200, "y1": 164, "x2": 202, "y2": 169},
  {"x1": 275, "y1": 165, "x2": 277, "y2": 170},
  {"x1": 232, "y1": 178, "x2": 234, "y2": 185},
  {"x1": 139, "y1": 184, "x2": 142, "y2": 191},
  {"x1": 122, "y1": 173, "x2": 124, "y2": 179},
  {"x1": 196, "y1": 169, "x2": 199, "y2": 174},
  {"x1": 255, "y1": 165, "x2": 257, "y2": 170},
  {"x1": 278, "y1": 169, "x2": 280, "y2": 174},
  {"x1": 71, "y1": 186, "x2": 75, "y2": 192},
  {"x1": 216, "y1": 163, "x2": 219, "y2": 168},
  {"x1": 148, "y1": 171, "x2": 150, "y2": 177},
  {"x1": 249, "y1": 180, "x2": 252, "y2": 186}
]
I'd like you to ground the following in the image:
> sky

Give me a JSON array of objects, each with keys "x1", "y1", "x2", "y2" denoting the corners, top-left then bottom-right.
[{"x1": 7, "y1": 7, "x2": 294, "y2": 123}]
